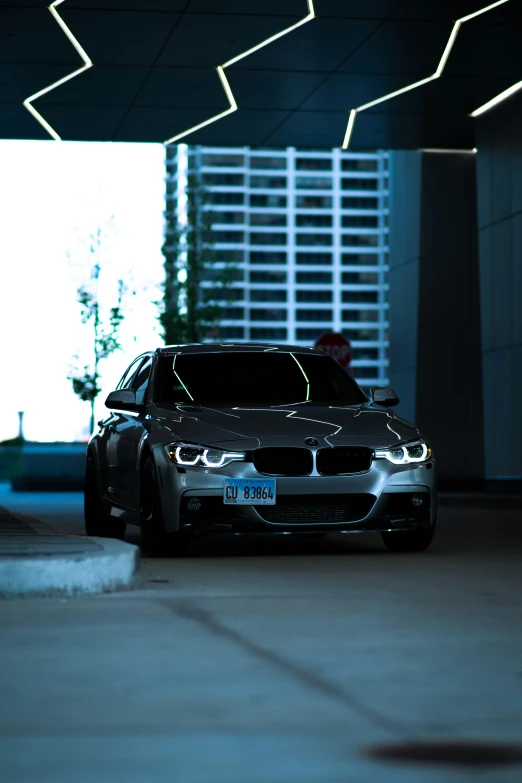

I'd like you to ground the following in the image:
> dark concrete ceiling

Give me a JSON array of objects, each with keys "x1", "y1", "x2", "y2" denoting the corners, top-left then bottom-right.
[{"x1": 2, "y1": 0, "x2": 521, "y2": 149}]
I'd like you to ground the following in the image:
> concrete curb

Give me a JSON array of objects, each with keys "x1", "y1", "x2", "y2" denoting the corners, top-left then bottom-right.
[{"x1": 0, "y1": 537, "x2": 140, "y2": 598}]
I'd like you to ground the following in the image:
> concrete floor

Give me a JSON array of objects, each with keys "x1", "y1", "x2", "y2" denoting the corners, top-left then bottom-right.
[{"x1": 1, "y1": 483, "x2": 522, "y2": 782}]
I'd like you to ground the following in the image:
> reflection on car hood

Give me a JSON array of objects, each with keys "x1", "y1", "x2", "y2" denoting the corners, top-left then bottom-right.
[{"x1": 151, "y1": 403, "x2": 420, "y2": 449}]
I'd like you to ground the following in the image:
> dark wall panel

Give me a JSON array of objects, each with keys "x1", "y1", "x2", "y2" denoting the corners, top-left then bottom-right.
[
  {"x1": 388, "y1": 150, "x2": 485, "y2": 484},
  {"x1": 416, "y1": 152, "x2": 484, "y2": 482},
  {"x1": 475, "y1": 94, "x2": 522, "y2": 486}
]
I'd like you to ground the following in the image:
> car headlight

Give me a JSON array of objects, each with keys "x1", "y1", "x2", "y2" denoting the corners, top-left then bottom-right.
[
  {"x1": 164, "y1": 442, "x2": 245, "y2": 468},
  {"x1": 374, "y1": 439, "x2": 431, "y2": 465}
]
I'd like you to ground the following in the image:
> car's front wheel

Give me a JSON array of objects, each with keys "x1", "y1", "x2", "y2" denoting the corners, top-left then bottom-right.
[
  {"x1": 381, "y1": 525, "x2": 435, "y2": 552},
  {"x1": 84, "y1": 455, "x2": 126, "y2": 539},
  {"x1": 140, "y1": 455, "x2": 190, "y2": 557}
]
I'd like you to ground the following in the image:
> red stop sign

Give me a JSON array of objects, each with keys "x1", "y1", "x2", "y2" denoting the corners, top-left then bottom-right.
[{"x1": 314, "y1": 331, "x2": 352, "y2": 368}]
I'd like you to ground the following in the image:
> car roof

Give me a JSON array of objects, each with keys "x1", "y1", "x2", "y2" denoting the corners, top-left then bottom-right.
[{"x1": 157, "y1": 343, "x2": 326, "y2": 356}]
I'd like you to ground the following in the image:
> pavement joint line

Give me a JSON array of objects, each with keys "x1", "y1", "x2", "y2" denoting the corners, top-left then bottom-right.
[{"x1": 157, "y1": 597, "x2": 414, "y2": 740}]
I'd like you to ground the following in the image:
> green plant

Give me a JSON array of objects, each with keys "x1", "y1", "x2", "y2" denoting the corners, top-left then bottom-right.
[
  {"x1": 158, "y1": 172, "x2": 237, "y2": 345},
  {"x1": 69, "y1": 228, "x2": 127, "y2": 435}
]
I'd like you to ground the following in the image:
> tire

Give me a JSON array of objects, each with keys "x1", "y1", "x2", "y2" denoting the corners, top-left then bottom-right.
[
  {"x1": 84, "y1": 456, "x2": 126, "y2": 539},
  {"x1": 140, "y1": 455, "x2": 190, "y2": 557},
  {"x1": 381, "y1": 525, "x2": 435, "y2": 552}
]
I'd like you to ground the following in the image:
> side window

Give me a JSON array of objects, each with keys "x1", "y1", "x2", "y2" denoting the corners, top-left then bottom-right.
[
  {"x1": 117, "y1": 358, "x2": 144, "y2": 390},
  {"x1": 132, "y1": 357, "x2": 153, "y2": 405}
]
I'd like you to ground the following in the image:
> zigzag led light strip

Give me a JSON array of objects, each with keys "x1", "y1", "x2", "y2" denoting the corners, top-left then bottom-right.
[
  {"x1": 471, "y1": 77, "x2": 522, "y2": 116},
  {"x1": 164, "y1": 0, "x2": 315, "y2": 145},
  {"x1": 341, "y1": 0, "x2": 510, "y2": 149},
  {"x1": 23, "y1": 0, "x2": 92, "y2": 140}
]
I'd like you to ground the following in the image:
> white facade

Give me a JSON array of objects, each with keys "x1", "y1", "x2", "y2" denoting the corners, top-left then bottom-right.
[{"x1": 166, "y1": 145, "x2": 389, "y2": 387}]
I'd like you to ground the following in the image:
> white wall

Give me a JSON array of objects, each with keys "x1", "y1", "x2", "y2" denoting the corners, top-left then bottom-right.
[{"x1": 0, "y1": 140, "x2": 165, "y2": 442}]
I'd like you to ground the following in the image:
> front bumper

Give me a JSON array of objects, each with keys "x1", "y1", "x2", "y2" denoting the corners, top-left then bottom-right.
[
  {"x1": 155, "y1": 446, "x2": 437, "y2": 536},
  {"x1": 178, "y1": 490, "x2": 433, "y2": 536}
]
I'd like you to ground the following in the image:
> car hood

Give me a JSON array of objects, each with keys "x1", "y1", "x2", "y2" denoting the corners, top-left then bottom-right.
[{"x1": 150, "y1": 403, "x2": 420, "y2": 450}]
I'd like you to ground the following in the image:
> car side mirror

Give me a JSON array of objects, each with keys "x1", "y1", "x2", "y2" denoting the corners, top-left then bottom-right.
[
  {"x1": 105, "y1": 390, "x2": 141, "y2": 411},
  {"x1": 370, "y1": 387, "x2": 400, "y2": 407}
]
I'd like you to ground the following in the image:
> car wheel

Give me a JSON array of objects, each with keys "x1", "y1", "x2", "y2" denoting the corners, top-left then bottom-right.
[
  {"x1": 84, "y1": 456, "x2": 126, "y2": 539},
  {"x1": 140, "y1": 455, "x2": 190, "y2": 557},
  {"x1": 381, "y1": 525, "x2": 435, "y2": 552}
]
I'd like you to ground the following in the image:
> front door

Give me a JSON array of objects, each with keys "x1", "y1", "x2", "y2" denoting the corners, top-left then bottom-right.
[
  {"x1": 106, "y1": 411, "x2": 140, "y2": 508},
  {"x1": 108, "y1": 356, "x2": 153, "y2": 509}
]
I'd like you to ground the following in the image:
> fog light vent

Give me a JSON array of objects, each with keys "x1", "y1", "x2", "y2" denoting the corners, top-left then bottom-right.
[{"x1": 186, "y1": 497, "x2": 202, "y2": 512}]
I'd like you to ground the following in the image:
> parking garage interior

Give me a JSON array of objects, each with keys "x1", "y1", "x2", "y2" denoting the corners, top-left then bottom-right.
[{"x1": 1, "y1": 1, "x2": 522, "y2": 781}]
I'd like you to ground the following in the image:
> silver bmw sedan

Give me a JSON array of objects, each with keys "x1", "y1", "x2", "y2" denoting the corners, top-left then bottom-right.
[{"x1": 85, "y1": 344, "x2": 436, "y2": 556}]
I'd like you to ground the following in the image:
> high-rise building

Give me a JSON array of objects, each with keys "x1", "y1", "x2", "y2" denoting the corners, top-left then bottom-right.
[{"x1": 165, "y1": 145, "x2": 389, "y2": 387}]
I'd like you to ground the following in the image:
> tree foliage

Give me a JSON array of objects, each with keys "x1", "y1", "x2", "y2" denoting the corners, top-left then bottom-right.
[
  {"x1": 158, "y1": 210, "x2": 187, "y2": 345},
  {"x1": 69, "y1": 228, "x2": 127, "y2": 434},
  {"x1": 158, "y1": 173, "x2": 236, "y2": 345}
]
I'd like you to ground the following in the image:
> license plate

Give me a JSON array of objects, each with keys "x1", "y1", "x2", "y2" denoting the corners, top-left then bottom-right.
[{"x1": 224, "y1": 478, "x2": 276, "y2": 505}]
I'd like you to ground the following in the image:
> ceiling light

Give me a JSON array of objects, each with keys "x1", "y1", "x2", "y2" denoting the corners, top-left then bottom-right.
[
  {"x1": 164, "y1": 68, "x2": 237, "y2": 146},
  {"x1": 421, "y1": 147, "x2": 477, "y2": 153},
  {"x1": 458, "y1": 0, "x2": 509, "y2": 22},
  {"x1": 470, "y1": 78, "x2": 522, "y2": 117},
  {"x1": 23, "y1": 1, "x2": 92, "y2": 141},
  {"x1": 222, "y1": 0, "x2": 315, "y2": 69},
  {"x1": 341, "y1": 109, "x2": 357, "y2": 151},
  {"x1": 341, "y1": 0, "x2": 510, "y2": 149},
  {"x1": 164, "y1": 0, "x2": 315, "y2": 145}
]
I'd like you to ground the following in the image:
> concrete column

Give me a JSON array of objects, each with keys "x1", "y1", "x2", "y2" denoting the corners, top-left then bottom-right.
[
  {"x1": 387, "y1": 151, "x2": 422, "y2": 424},
  {"x1": 388, "y1": 150, "x2": 484, "y2": 488}
]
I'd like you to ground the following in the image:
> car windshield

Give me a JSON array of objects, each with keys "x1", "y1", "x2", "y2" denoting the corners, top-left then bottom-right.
[{"x1": 154, "y1": 352, "x2": 366, "y2": 406}]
